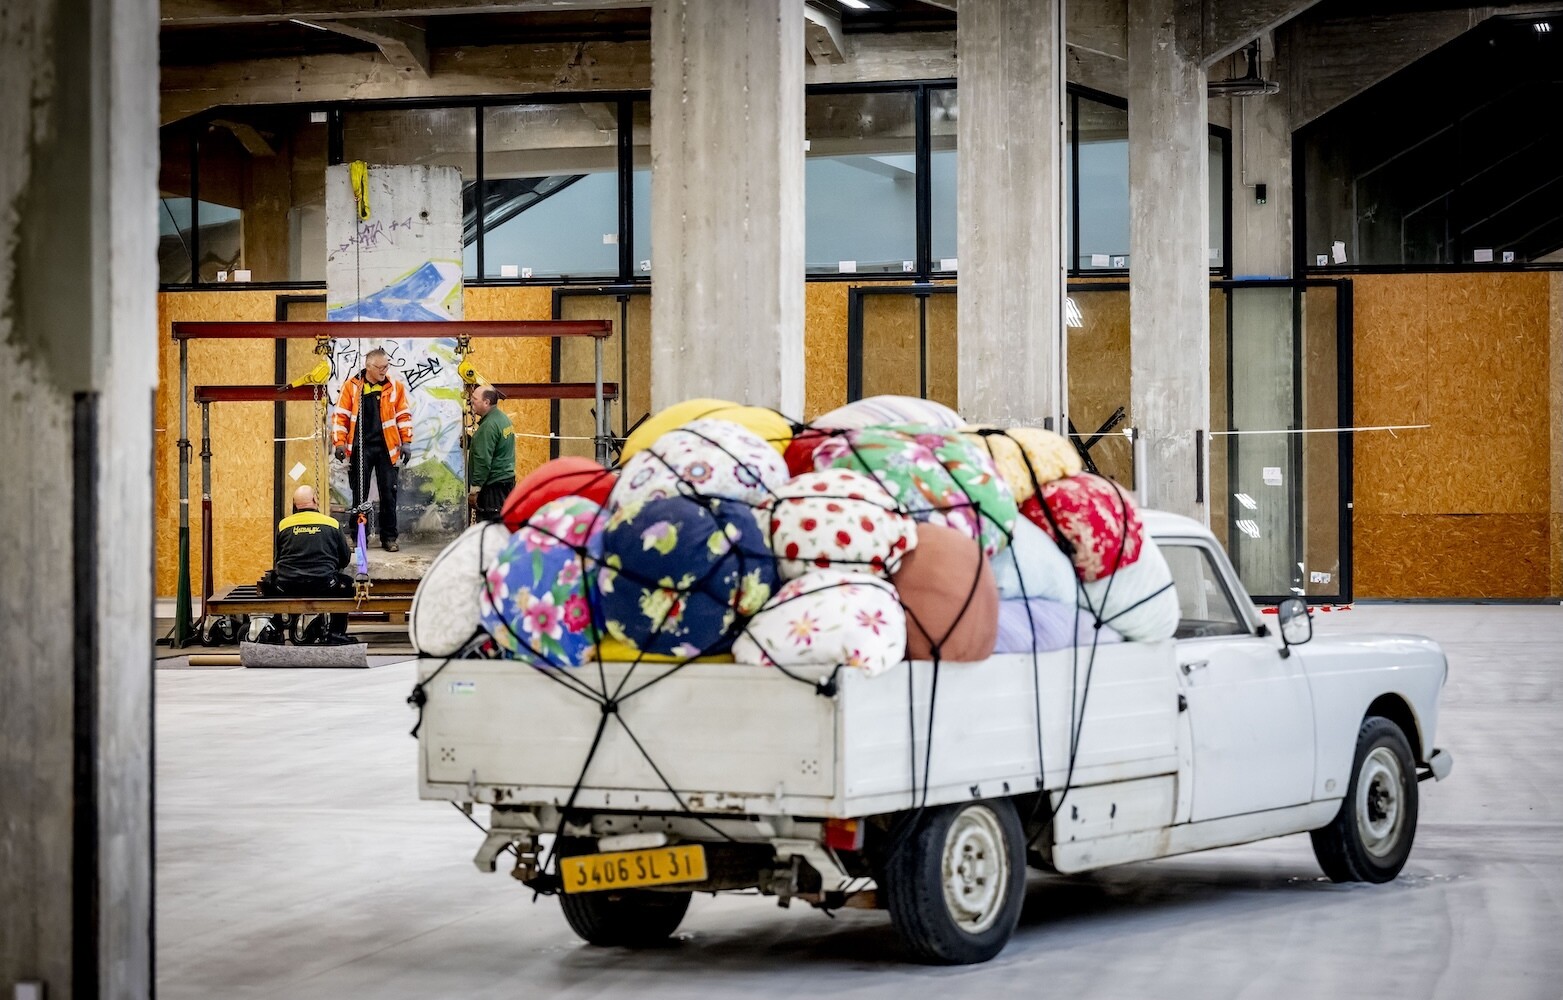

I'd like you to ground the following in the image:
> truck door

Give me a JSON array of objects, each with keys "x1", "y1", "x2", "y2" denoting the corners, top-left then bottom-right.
[{"x1": 1160, "y1": 540, "x2": 1316, "y2": 822}]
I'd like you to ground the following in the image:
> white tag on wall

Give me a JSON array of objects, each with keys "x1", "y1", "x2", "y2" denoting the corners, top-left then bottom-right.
[
  {"x1": 1262, "y1": 466, "x2": 1283, "y2": 486},
  {"x1": 1111, "y1": 255, "x2": 1127, "y2": 268},
  {"x1": 603, "y1": 233, "x2": 618, "y2": 245},
  {"x1": 1090, "y1": 253, "x2": 1110, "y2": 267},
  {"x1": 233, "y1": 269, "x2": 252, "y2": 282},
  {"x1": 288, "y1": 462, "x2": 307, "y2": 482},
  {"x1": 1502, "y1": 251, "x2": 1516, "y2": 264},
  {"x1": 902, "y1": 260, "x2": 915, "y2": 272},
  {"x1": 939, "y1": 257, "x2": 957, "y2": 271},
  {"x1": 1316, "y1": 254, "x2": 1328, "y2": 267},
  {"x1": 838, "y1": 260, "x2": 858, "y2": 273},
  {"x1": 1473, "y1": 248, "x2": 1494, "y2": 263},
  {"x1": 1330, "y1": 241, "x2": 1347, "y2": 264},
  {"x1": 520, "y1": 267, "x2": 534, "y2": 279},
  {"x1": 1310, "y1": 571, "x2": 1332, "y2": 584},
  {"x1": 499, "y1": 264, "x2": 520, "y2": 278}
]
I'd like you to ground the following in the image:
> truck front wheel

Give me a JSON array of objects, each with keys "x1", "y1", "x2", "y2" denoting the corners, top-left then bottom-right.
[
  {"x1": 1310, "y1": 715, "x2": 1419, "y2": 883},
  {"x1": 882, "y1": 799, "x2": 1027, "y2": 965}
]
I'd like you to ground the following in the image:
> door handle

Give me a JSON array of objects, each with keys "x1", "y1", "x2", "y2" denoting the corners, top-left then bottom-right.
[{"x1": 1180, "y1": 659, "x2": 1208, "y2": 676}]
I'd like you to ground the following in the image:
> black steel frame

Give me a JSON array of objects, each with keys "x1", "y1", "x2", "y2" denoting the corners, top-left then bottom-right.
[
  {"x1": 550, "y1": 284, "x2": 651, "y2": 460},
  {"x1": 844, "y1": 277, "x2": 1355, "y2": 603}
]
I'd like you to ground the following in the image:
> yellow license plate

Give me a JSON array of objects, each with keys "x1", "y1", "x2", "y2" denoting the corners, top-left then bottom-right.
[{"x1": 560, "y1": 844, "x2": 708, "y2": 894}]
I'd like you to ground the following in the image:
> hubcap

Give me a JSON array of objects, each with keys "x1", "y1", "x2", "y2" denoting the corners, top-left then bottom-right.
[
  {"x1": 941, "y1": 805, "x2": 1010, "y2": 934},
  {"x1": 1355, "y1": 746, "x2": 1406, "y2": 859}
]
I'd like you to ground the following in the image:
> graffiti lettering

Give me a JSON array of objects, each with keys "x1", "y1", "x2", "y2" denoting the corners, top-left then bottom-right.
[
  {"x1": 325, "y1": 216, "x2": 419, "y2": 262},
  {"x1": 404, "y1": 357, "x2": 442, "y2": 391}
]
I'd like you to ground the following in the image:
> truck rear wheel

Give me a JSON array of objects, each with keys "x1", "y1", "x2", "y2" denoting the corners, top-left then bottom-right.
[
  {"x1": 1310, "y1": 715, "x2": 1419, "y2": 883},
  {"x1": 558, "y1": 889, "x2": 692, "y2": 948},
  {"x1": 882, "y1": 799, "x2": 1026, "y2": 965}
]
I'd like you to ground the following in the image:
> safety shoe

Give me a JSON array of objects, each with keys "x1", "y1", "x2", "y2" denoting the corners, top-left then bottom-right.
[{"x1": 382, "y1": 539, "x2": 400, "y2": 552}]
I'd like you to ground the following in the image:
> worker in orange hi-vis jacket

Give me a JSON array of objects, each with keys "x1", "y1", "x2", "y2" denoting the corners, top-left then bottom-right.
[{"x1": 331, "y1": 347, "x2": 414, "y2": 552}]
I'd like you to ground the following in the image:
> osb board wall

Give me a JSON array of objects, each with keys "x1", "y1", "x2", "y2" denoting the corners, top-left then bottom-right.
[
  {"x1": 462, "y1": 286, "x2": 554, "y2": 477},
  {"x1": 804, "y1": 283, "x2": 852, "y2": 419},
  {"x1": 557, "y1": 293, "x2": 654, "y2": 461},
  {"x1": 1352, "y1": 272, "x2": 1558, "y2": 598},
  {"x1": 1302, "y1": 286, "x2": 1342, "y2": 593},
  {"x1": 154, "y1": 292, "x2": 282, "y2": 598},
  {"x1": 858, "y1": 293, "x2": 958, "y2": 410},
  {"x1": 1552, "y1": 273, "x2": 1562, "y2": 597}
]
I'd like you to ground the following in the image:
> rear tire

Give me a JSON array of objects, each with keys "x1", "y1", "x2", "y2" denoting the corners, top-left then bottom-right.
[
  {"x1": 554, "y1": 840, "x2": 691, "y2": 947},
  {"x1": 882, "y1": 799, "x2": 1027, "y2": 965},
  {"x1": 1310, "y1": 715, "x2": 1419, "y2": 883},
  {"x1": 558, "y1": 889, "x2": 692, "y2": 948}
]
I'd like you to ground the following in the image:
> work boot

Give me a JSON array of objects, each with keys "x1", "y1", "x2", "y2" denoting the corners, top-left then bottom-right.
[{"x1": 382, "y1": 538, "x2": 400, "y2": 552}]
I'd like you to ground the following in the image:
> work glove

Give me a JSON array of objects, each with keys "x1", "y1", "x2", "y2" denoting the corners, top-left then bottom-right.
[
  {"x1": 334, "y1": 447, "x2": 346, "y2": 461},
  {"x1": 400, "y1": 451, "x2": 411, "y2": 467}
]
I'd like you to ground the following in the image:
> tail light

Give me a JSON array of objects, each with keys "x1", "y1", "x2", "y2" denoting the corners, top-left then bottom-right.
[{"x1": 823, "y1": 817, "x2": 864, "y2": 852}]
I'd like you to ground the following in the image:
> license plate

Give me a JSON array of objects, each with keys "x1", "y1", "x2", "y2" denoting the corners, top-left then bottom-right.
[{"x1": 560, "y1": 844, "x2": 708, "y2": 894}]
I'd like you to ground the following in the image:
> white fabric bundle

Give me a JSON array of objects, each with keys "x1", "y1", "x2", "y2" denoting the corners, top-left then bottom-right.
[
  {"x1": 732, "y1": 569, "x2": 907, "y2": 677},
  {"x1": 1078, "y1": 536, "x2": 1179, "y2": 643},
  {"x1": 409, "y1": 521, "x2": 512, "y2": 656},
  {"x1": 990, "y1": 516, "x2": 1078, "y2": 603}
]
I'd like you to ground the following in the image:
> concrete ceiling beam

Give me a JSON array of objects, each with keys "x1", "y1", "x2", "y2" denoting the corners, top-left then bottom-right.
[
  {"x1": 296, "y1": 17, "x2": 431, "y2": 78},
  {"x1": 161, "y1": 0, "x2": 650, "y2": 26},
  {"x1": 804, "y1": 6, "x2": 848, "y2": 65},
  {"x1": 1201, "y1": 0, "x2": 1322, "y2": 66}
]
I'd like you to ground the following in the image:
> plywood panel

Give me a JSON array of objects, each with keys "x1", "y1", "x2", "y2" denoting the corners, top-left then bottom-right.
[
  {"x1": 859, "y1": 295, "x2": 923, "y2": 401},
  {"x1": 1066, "y1": 287, "x2": 1131, "y2": 483},
  {"x1": 463, "y1": 286, "x2": 554, "y2": 476},
  {"x1": 1354, "y1": 513, "x2": 1550, "y2": 599},
  {"x1": 1351, "y1": 274, "x2": 1432, "y2": 517},
  {"x1": 1301, "y1": 285, "x2": 1342, "y2": 593},
  {"x1": 804, "y1": 282, "x2": 850, "y2": 420},
  {"x1": 1550, "y1": 273, "x2": 1562, "y2": 597},
  {"x1": 925, "y1": 292, "x2": 958, "y2": 411},
  {"x1": 557, "y1": 292, "x2": 651, "y2": 462},
  {"x1": 154, "y1": 291, "x2": 281, "y2": 597}
]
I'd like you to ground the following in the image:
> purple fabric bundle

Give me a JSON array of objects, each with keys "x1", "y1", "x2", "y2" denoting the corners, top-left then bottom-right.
[{"x1": 993, "y1": 597, "x2": 1123, "y2": 654}]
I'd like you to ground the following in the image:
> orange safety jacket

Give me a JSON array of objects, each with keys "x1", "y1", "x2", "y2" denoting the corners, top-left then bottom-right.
[{"x1": 331, "y1": 372, "x2": 414, "y2": 462}]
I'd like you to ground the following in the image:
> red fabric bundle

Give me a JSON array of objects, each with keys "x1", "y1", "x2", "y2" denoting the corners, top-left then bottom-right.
[
  {"x1": 784, "y1": 427, "x2": 831, "y2": 477},
  {"x1": 501, "y1": 457, "x2": 617, "y2": 532},
  {"x1": 1020, "y1": 473, "x2": 1143, "y2": 582}
]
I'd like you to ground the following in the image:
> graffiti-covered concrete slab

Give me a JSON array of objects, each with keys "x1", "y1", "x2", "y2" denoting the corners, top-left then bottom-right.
[{"x1": 325, "y1": 163, "x2": 468, "y2": 541}]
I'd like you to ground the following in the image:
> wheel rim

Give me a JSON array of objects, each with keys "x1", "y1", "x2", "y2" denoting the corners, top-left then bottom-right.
[
  {"x1": 1355, "y1": 746, "x2": 1406, "y2": 860},
  {"x1": 941, "y1": 805, "x2": 1010, "y2": 935}
]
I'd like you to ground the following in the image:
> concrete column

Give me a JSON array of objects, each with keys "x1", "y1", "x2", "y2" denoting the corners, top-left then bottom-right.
[
  {"x1": 1, "y1": 0, "x2": 157, "y2": 996},
  {"x1": 1129, "y1": 0, "x2": 1210, "y2": 520},
  {"x1": 956, "y1": 0, "x2": 1065, "y2": 428},
  {"x1": 649, "y1": 0, "x2": 805, "y2": 416}
]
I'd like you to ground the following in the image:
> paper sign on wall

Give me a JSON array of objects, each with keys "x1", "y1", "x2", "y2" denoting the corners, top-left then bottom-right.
[
  {"x1": 1310, "y1": 571, "x2": 1332, "y2": 584},
  {"x1": 1262, "y1": 466, "x2": 1283, "y2": 486},
  {"x1": 1330, "y1": 241, "x2": 1347, "y2": 264},
  {"x1": 1090, "y1": 253, "x2": 1110, "y2": 267}
]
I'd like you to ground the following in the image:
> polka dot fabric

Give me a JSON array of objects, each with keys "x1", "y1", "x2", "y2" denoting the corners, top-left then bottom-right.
[
  {"x1": 1021, "y1": 473, "x2": 1144, "y2": 582},
  {"x1": 610, "y1": 418, "x2": 789, "y2": 514},
  {"x1": 479, "y1": 497, "x2": 606, "y2": 667},
  {"x1": 732, "y1": 569, "x2": 907, "y2": 677},
  {"x1": 760, "y1": 469, "x2": 917, "y2": 580}
]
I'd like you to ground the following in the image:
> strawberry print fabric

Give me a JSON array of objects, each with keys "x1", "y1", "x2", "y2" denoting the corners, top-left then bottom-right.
[
  {"x1": 810, "y1": 425, "x2": 1018, "y2": 557},
  {"x1": 732, "y1": 569, "x2": 907, "y2": 677},
  {"x1": 610, "y1": 418, "x2": 789, "y2": 514},
  {"x1": 760, "y1": 469, "x2": 918, "y2": 580},
  {"x1": 1021, "y1": 473, "x2": 1144, "y2": 582},
  {"x1": 479, "y1": 497, "x2": 606, "y2": 666},
  {"x1": 594, "y1": 496, "x2": 778, "y2": 658}
]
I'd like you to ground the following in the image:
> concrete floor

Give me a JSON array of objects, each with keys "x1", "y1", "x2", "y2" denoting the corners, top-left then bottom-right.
[{"x1": 156, "y1": 604, "x2": 1563, "y2": 999}]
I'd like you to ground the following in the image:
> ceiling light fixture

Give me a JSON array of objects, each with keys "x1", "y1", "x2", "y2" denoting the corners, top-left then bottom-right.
[
  {"x1": 1536, "y1": 21, "x2": 1552, "y2": 32},
  {"x1": 839, "y1": 0, "x2": 872, "y2": 9},
  {"x1": 289, "y1": 17, "x2": 331, "y2": 30}
]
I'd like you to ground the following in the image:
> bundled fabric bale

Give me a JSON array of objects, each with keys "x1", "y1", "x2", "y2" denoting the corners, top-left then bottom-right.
[
  {"x1": 892, "y1": 523, "x2": 1000, "y2": 662},
  {"x1": 732, "y1": 569, "x2": 907, "y2": 677},
  {"x1": 597, "y1": 638, "x2": 734, "y2": 664},
  {"x1": 783, "y1": 427, "x2": 831, "y2": 477},
  {"x1": 620, "y1": 398, "x2": 792, "y2": 459},
  {"x1": 812, "y1": 425, "x2": 1018, "y2": 557},
  {"x1": 1021, "y1": 473, "x2": 1144, "y2": 582},
  {"x1": 814, "y1": 394, "x2": 964, "y2": 431},
  {"x1": 480, "y1": 497, "x2": 606, "y2": 666},
  {"x1": 501, "y1": 457, "x2": 616, "y2": 532},
  {"x1": 993, "y1": 598, "x2": 1124, "y2": 654},
  {"x1": 1078, "y1": 537, "x2": 1179, "y2": 643},
  {"x1": 961, "y1": 426, "x2": 1082, "y2": 502},
  {"x1": 409, "y1": 521, "x2": 513, "y2": 656},
  {"x1": 595, "y1": 496, "x2": 777, "y2": 658},
  {"x1": 610, "y1": 418, "x2": 789, "y2": 513},
  {"x1": 760, "y1": 469, "x2": 918, "y2": 580},
  {"x1": 990, "y1": 516, "x2": 1078, "y2": 604}
]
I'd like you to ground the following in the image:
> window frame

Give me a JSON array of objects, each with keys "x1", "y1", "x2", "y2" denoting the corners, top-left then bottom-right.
[{"x1": 1158, "y1": 535, "x2": 1262, "y2": 639}]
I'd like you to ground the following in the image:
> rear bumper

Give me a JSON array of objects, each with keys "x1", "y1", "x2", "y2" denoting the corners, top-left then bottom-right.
[{"x1": 1418, "y1": 747, "x2": 1454, "y2": 782}]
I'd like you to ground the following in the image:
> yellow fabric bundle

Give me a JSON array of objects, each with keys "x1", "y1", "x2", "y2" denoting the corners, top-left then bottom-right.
[
  {"x1": 620, "y1": 398, "x2": 792, "y2": 459},
  {"x1": 960, "y1": 425, "x2": 1082, "y2": 502}
]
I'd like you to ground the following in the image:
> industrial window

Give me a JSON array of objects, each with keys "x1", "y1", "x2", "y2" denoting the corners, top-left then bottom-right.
[{"x1": 806, "y1": 89, "x2": 920, "y2": 275}]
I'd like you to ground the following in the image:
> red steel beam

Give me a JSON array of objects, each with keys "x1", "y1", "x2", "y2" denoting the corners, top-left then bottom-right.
[
  {"x1": 195, "y1": 385, "x2": 318, "y2": 403},
  {"x1": 173, "y1": 320, "x2": 611, "y2": 341},
  {"x1": 491, "y1": 382, "x2": 620, "y2": 401}
]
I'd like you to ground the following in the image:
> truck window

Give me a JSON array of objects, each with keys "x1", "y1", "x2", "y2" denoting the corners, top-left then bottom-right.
[{"x1": 1160, "y1": 543, "x2": 1252, "y2": 639}]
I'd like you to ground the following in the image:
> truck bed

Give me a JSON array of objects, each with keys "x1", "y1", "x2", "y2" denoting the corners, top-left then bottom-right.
[{"x1": 417, "y1": 641, "x2": 1180, "y2": 820}]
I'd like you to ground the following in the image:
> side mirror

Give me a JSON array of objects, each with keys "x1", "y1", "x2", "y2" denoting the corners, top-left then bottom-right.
[{"x1": 1277, "y1": 597, "x2": 1312, "y2": 656}]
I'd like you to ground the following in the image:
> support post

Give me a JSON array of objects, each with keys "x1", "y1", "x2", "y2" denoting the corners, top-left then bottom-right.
[
  {"x1": 176, "y1": 338, "x2": 195, "y2": 645},
  {"x1": 956, "y1": 0, "x2": 1066, "y2": 428},
  {"x1": 1128, "y1": 0, "x2": 1211, "y2": 520},
  {"x1": 649, "y1": 0, "x2": 805, "y2": 415},
  {"x1": 201, "y1": 401, "x2": 215, "y2": 614},
  {"x1": 594, "y1": 335, "x2": 608, "y2": 465}
]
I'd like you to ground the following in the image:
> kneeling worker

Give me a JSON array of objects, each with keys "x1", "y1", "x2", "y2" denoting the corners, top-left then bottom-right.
[
  {"x1": 257, "y1": 485, "x2": 354, "y2": 642},
  {"x1": 468, "y1": 387, "x2": 516, "y2": 522}
]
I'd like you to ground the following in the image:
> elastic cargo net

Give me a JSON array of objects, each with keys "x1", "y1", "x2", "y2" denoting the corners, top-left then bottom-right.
[
  {"x1": 610, "y1": 417, "x2": 789, "y2": 512},
  {"x1": 760, "y1": 469, "x2": 918, "y2": 580},
  {"x1": 732, "y1": 569, "x2": 907, "y2": 677},
  {"x1": 480, "y1": 496, "x2": 606, "y2": 667}
]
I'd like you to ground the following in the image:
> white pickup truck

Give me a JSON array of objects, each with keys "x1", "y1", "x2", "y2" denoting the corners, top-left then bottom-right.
[{"x1": 414, "y1": 510, "x2": 1453, "y2": 965}]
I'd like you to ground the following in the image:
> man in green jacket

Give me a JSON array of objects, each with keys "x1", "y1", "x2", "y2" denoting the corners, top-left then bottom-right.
[{"x1": 468, "y1": 387, "x2": 516, "y2": 522}]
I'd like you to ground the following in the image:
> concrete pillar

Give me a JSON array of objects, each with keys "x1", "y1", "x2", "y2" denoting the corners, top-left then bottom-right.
[
  {"x1": 957, "y1": 0, "x2": 1065, "y2": 428},
  {"x1": 649, "y1": 0, "x2": 805, "y2": 416},
  {"x1": 1128, "y1": 0, "x2": 1210, "y2": 520},
  {"x1": 1, "y1": 0, "x2": 157, "y2": 996}
]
